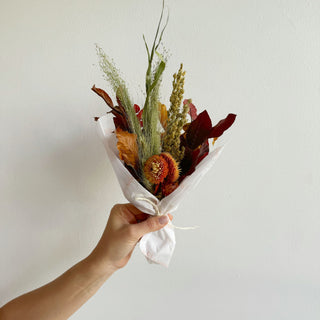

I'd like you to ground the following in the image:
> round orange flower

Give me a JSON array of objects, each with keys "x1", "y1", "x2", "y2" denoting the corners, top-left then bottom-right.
[
  {"x1": 160, "y1": 152, "x2": 179, "y2": 183},
  {"x1": 144, "y1": 155, "x2": 169, "y2": 184}
]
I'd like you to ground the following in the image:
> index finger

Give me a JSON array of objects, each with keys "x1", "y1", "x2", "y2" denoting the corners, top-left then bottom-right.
[{"x1": 124, "y1": 203, "x2": 173, "y2": 223}]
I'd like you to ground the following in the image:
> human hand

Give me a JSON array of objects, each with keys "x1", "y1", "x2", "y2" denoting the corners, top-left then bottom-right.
[{"x1": 88, "y1": 204, "x2": 172, "y2": 272}]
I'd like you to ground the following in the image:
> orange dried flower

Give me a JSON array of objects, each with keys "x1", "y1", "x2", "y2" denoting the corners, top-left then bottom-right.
[
  {"x1": 144, "y1": 155, "x2": 169, "y2": 184},
  {"x1": 160, "y1": 152, "x2": 179, "y2": 183}
]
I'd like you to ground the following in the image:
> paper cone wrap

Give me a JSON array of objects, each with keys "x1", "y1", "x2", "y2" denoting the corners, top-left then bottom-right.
[{"x1": 97, "y1": 115, "x2": 225, "y2": 267}]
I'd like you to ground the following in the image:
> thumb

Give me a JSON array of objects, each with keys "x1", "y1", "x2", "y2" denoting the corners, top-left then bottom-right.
[{"x1": 132, "y1": 214, "x2": 169, "y2": 238}]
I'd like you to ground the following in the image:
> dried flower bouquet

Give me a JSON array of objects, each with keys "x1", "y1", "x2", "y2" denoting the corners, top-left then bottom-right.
[
  {"x1": 92, "y1": 1, "x2": 236, "y2": 265},
  {"x1": 93, "y1": 2, "x2": 236, "y2": 200}
]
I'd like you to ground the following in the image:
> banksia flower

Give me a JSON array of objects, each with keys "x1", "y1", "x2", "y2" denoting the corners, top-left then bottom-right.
[
  {"x1": 160, "y1": 152, "x2": 179, "y2": 182},
  {"x1": 144, "y1": 154, "x2": 169, "y2": 184}
]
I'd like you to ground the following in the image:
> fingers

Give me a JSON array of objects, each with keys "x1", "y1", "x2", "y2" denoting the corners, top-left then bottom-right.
[
  {"x1": 122, "y1": 203, "x2": 144, "y2": 217},
  {"x1": 113, "y1": 203, "x2": 173, "y2": 239},
  {"x1": 131, "y1": 214, "x2": 170, "y2": 239},
  {"x1": 113, "y1": 204, "x2": 149, "y2": 224},
  {"x1": 115, "y1": 203, "x2": 173, "y2": 224}
]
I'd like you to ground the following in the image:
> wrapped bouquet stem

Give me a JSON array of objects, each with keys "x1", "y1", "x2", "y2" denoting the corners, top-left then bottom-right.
[{"x1": 92, "y1": 1, "x2": 236, "y2": 267}]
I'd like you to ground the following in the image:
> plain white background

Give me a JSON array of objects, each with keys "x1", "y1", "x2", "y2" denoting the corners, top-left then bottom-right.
[{"x1": 1, "y1": 0, "x2": 319, "y2": 319}]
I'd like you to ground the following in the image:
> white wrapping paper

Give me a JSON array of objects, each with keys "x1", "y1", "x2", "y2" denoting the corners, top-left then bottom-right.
[{"x1": 97, "y1": 115, "x2": 225, "y2": 267}]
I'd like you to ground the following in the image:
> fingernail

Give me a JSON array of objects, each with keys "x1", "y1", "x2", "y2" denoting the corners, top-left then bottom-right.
[{"x1": 158, "y1": 215, "x2": 169, "y2": 225}]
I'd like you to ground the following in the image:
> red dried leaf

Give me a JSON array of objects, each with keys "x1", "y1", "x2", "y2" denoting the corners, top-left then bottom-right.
[
  {"x1": 185, "y1": 110, "x2": 237, "y2": 149},
  {"x1": 208, "y1": 113, "x2": 237, "y2": 138},
  {"x1": 137, "y1": 109, "x2": 143, "y2": 120},
  {"x1": 134, "y1": 104, "x2": 140, "y2": 113},
  {"x1": 185, "y1": 110, "x2": 212, "y2": 149},
  {"x1": 184, "y1": 99, "x2": 198, "y2": 121},
  {"x1": 179, "y1": 147, "x2": 199, "y2": 179},
  {"x1": 91, "y1": 85, "x2": 114, "y2": 108},
  {"x1": 179, "y1": 139, "x2": 209, "y2": 181},
  {"x1": 196, "y1": 140, "x2": 210, "y2": 165},
  {"x1": 135, "y1": 104, "x2": 143, "y2": 127},
  {"x1": 180, "y1": 112, "x2": 237, "y2": 181},
  {"x1": 113, "y1": 115, "x2": 130, "y2": 131}
]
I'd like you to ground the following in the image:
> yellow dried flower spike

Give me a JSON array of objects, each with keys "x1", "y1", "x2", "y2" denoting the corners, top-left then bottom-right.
[{"x1": 162, "y1": 64, "x2": 189, "y2": 162}]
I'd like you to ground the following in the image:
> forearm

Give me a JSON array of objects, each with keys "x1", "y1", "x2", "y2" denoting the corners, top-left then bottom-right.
[
  {"x1": 0, "y1": 255, "x2": 116, "y2": 320},
  {"x1": 0, "y1": 204, "x2": 169, "y2": 320}
]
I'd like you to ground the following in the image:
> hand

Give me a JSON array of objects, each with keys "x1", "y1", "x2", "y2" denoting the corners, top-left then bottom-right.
[
  {"x1": 0, "y1": 204, "x2": 171, "y2": 320},
  {"x1": 88, "y1": 204, "x2": 172, "y2": 271}
]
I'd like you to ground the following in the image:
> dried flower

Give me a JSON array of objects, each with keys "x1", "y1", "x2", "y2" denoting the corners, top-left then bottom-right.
[
  {"x1": 92, "y1": 1, "x2": 237, "y2": 200},
  {"x1": 160, "y1": 152, "x2": 179, "y2": 182},
  {"x1": 162, "y1": 64, "x2": 188, "y2": 161},
  {"x1": 144, "y1": 154, "x2": 169, "y2": 184}
]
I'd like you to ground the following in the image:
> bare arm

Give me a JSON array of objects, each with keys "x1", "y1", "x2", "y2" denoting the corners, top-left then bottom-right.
[
  {"x1": 0, "y1": 204, "x2": 171, "y2": 320},
  {"x1": 0, "y1": 257, "x2": 114, "y2": 320}
]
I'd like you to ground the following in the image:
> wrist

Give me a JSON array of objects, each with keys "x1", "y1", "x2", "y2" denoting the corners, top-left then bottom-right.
[{"x1": 85, "y1": 250, "x2": 119, "y2": 277}]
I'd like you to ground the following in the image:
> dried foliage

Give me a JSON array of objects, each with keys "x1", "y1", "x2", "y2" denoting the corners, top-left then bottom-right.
[{"x1": 92, "y1": 1, "x2": 237, "y2": 198}]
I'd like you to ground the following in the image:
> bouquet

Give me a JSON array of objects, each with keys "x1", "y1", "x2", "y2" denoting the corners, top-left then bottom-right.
[{"x1": 92, "y1": 2, "x2": 236, "y2": 266}]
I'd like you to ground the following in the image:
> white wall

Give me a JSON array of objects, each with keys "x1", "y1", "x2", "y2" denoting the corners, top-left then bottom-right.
[{"x1": 1, "y1": 0, "x2": 320, "y2": 319}]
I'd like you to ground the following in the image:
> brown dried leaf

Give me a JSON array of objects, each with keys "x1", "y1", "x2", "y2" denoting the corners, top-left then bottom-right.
[
  {"x1": 91, "y1": 85, "x2": 114, "y2": 108},
  {"x1": 115, "y1": 128, "x2": 139, "y2": 169}
]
